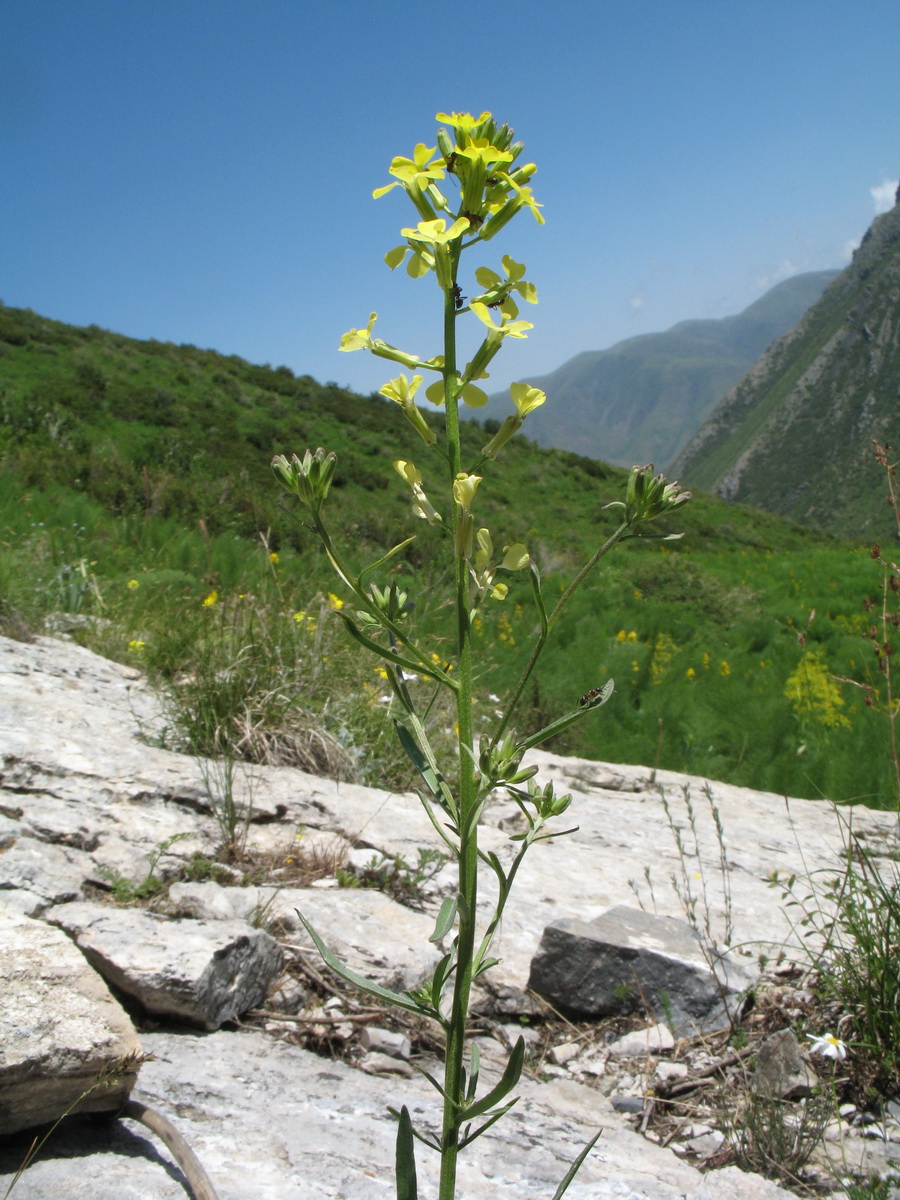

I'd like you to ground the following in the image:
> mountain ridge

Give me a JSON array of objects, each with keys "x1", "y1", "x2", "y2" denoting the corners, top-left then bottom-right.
[
  {"x1": 483, "y1": 271, "x2": 838, "y2": 468},
  {"x1": 672, "y1": 191, "x2": 900, "y2": 541}
]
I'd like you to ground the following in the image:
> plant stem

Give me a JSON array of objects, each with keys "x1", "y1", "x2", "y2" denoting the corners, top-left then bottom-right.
[
  {"x1": 438, "y1": 244, "x2": 479, "y2": 1200},
  {"x1": 492, "y1": 521, "x2": 629, "y2": 747}
]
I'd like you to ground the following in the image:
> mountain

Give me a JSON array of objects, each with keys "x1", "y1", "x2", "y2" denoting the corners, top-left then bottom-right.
[
  {"x1": 673, "y1": 192, "x2": 900, "y2": 541},
  {"x1": 482, "y1": 271, "x2": 837, "y2": 469}
]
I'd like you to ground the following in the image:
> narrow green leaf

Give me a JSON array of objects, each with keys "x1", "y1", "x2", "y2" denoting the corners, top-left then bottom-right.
[
  {"x1": 458, "y1": 1099, "x2": 519, "y2": 1149},
  {"x1": 336, "y1": 612, "x2": 448, "y2": 684},
  {"x1": 516, "y1": 681, "x2": 613, "y2": 753},
  {"x1": 550, "y1": 1128, "x2": 602, "y2": 1199},
  {"x1": 463, "y1": 1037, "x2": 525, "y2": 1121},
  {"x1": 358, "y1": 537, "x2": 416, "y2": 586},
  {"x1": 430, "y1": 896, "x2": 457, "y2": 943},
  {"x1": 529, "y1": 560, "x2": 548, "y2": 637},
  {"x1": 295, "y1": 912, "x2": 428, "y2": 1016},
  {"x1": 394, "y1": 721, "x2": 453, "y2": 810},
  {"x1": 395, "y1": 1107, "x2": 418, "y2": 1200},
  {"x1": 466, "y1": 1040, "x2": 481, "y2": 1102}
]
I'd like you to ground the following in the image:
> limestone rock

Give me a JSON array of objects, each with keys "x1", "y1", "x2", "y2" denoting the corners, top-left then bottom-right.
[
  {"x1": 0, "y1": 1028, "x2": 792, "y2": 1198},
  {"x1": 169, "y1": 881, "x2": 439, "y2": 991},
  {"x1": 528, "y1": 905, "x2": 753, "y2": 1036},
  {"x1": 754, "y1": 1029, "x2": 818, "y2": 1099},
  {"x1": 46, "y1": 901, "x2": 284, "y2": 1029},
  {"x1": 0, "y1": 904, "x2": 142, "y2": 1135},
  {"x1": 608, "y1": 1021, "x2": 676, "y2": 1058}
]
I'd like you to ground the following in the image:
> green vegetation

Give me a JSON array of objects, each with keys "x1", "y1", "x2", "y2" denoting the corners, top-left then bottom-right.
[{"x1": 0, "y1": 302, "x2": 896, "y2": 808}]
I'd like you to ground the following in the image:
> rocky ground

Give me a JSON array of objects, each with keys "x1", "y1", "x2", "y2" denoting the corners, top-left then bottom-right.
[{"x1": 2, "y1": 631, "x2": 899, "y2": 1198}]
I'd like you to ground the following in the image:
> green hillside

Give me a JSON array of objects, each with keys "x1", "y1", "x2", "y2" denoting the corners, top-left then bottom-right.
[
  {"x1": 481, "y1": 271, "x2": 836, "y2": 468},
  {"x1": 0, "y1": 303, "x2": 896, "y2": 809}
]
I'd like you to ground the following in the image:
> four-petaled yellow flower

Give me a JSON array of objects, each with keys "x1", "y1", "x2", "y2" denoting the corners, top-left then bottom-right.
[
  {"x1": 399, "y1": 217, "x2": 471, "y2": 247},
  {"x1": 509, "y1": 383, "x2": 546, "y2": 418},
  {"x1": 435, "y1": 110, "x2": 491, "y2": 130},
  {"x1": 373, "y1": 144, "x2": 445, "y2": 199},
  {"x1": 340, "y1": 312, "x2": 378, "y2": 352},
  {"x1": 454, "y1": 139, "x2": 514, "y2": 170}
]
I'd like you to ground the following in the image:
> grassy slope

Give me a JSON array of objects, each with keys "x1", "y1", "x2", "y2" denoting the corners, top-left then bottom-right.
[{"x1": 0, "y1": 304, "x2": 895, "y2": 808}]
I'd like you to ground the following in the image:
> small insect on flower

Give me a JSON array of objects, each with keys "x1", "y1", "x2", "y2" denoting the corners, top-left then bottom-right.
[{"x1": 807, "y1": 1033, "x2": 848, "y2": 1061}]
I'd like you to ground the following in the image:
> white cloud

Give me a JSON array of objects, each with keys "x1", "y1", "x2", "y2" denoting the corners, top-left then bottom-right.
[
  {"x1": 871, "y1": 180, "x2": 898, "y2": 214},
  {"x1": 628, "y1": 292, "x2": 644, "y2": 313}
]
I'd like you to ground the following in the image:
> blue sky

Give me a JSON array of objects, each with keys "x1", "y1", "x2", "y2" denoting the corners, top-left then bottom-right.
[{"x1": 3, "y1": 0, "x2": 899, "y2": 400}]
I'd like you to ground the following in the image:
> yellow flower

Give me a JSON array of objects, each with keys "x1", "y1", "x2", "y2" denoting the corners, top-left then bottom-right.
[
  {"x1": 374, "y1": 666, "x2": 388, "y2": 680},
  {"x1": 720, "y1": 660, "x2": 731, "y2": 677},
  {"x1": 327, "y1": 593, "x2": 344, "y2": 611},
  {"x1": 372, "y1": 143, "x2": 445, "y2": 199},
  {"x1": 269, "y1": 551, "x2": 279, "y2": 565},
  {"x1": 616, "y1": 629, "x2": 627, "y2": 642},
  {"x1": 126, "y1": 578, "x2": 140, "y2": 590},
  {"x1": 785, "y1": 648, "x2": 850, "y2": 729},
  {"x1": 202, "y1": 591, "x2": 218, "y2": 607},
  {"x1": 127, "y1": 639, "x2": 145, "y2": 654},
  {"x1": 686, "y1": 666, "x2": 696, "y2": 681}
]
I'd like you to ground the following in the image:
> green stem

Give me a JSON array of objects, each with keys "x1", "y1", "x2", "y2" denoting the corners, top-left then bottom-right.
[
  {"x1": 438, "y1": 240, "x2": 479, "y2": 1200},
  {"x1": 492, "y1": 521, "x2": 630, "y2": 747}
]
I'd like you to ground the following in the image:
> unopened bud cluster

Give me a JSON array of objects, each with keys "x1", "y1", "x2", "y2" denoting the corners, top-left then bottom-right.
[{"x1": 271, "y1": 448, "x2": 337, "y2": 511}]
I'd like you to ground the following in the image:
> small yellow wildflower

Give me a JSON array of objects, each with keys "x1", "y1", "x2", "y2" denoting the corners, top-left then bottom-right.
[
  {"x1": 202, "y1": 591, "x2": 218, "y2": 607},
  {"x1": 269, "y1": 551, "x2": 279, "y2": 565},
  {"x1": 127, "y1": 639, "x2": 146, "y2": 654},
  {"x1": 327, "y1": 593, "x2": 344, "y2": 611},
  {"x1": 375, "y1": 666, "x2": 389, "y2": 680},
  {"x1": 126, "y1": 578, "x2": 140, "y2": 590},
  {"x1": 720, "y1": 660, "x2": 731, "y2": 677},
  {"x1": 686, "y1": 666, "x2": 696, "y2": 681},
  {"x1": 616, "y1": 629, "x2": 627, "y2": 642},
  {"x1": 702, "y1": 652, "x2": 710, "y2": 670}
]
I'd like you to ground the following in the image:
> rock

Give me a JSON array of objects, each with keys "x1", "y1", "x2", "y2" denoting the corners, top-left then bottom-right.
[
  {"x1": 0, "y1": 905, "x2": 142, "y2": 1134},
  {"x1": 608, "y1": 1021, "x2": 676, "y2": 1058},
  {"x1": 169, "y1": 881, "x2": 440, "y2": 991},
  {"x1": 359, "y1": 1026, "x2": 411, "y2": 1061},
  {"x1": 528, "y1": 906, "x2": 752, "y2": 1036},
  {"x1": 46, "y1": 901, "x2": 284, "y2": 1029},
  {"x1": 3, "y1": 632, "x2": 881, "y2": 1195},
  {"x1": 0, "y1": 1028, "x2": 793, "y2": 1198},
  {"x1": 753, "y1": 1029, "x2": 818, "y2": 1100},
  {"x1": 360, "y1": 1050, "x2": 415, "y2": 1077},
  {"x1": 655, "y1": 1060, "x2": 688, "y2": 1081},
  {"x1": 549, "y1": 1040, "x2": 582, "y2": 1066}
]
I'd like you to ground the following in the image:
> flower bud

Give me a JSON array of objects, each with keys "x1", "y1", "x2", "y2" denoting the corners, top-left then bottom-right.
[{"x1": 271, "y1": 448, "x2": 337, "y2": 510}]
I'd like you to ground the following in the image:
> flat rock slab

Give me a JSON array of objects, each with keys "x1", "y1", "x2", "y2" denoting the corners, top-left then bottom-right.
[
  {"x1": 46, "y1": 902, "x2": 284, "y2": 1029},
  {"x1": 0, "y1": 904, "x2": 142, "y2": 1135},
  {"x1": 528, "y1": 905, "x2": 753, "y2": 1035},
  {"x1": 169, "y1": 881, "x2": 440, "y2": 990},
  {"x1": 0, "y1": 1028, "x2": 790, "y2": 1199}
]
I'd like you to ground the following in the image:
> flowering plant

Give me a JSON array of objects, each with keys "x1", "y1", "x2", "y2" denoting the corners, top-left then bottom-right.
[{"x1": 273, "y1": 110, "x2": 689, "y2": 1200}]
